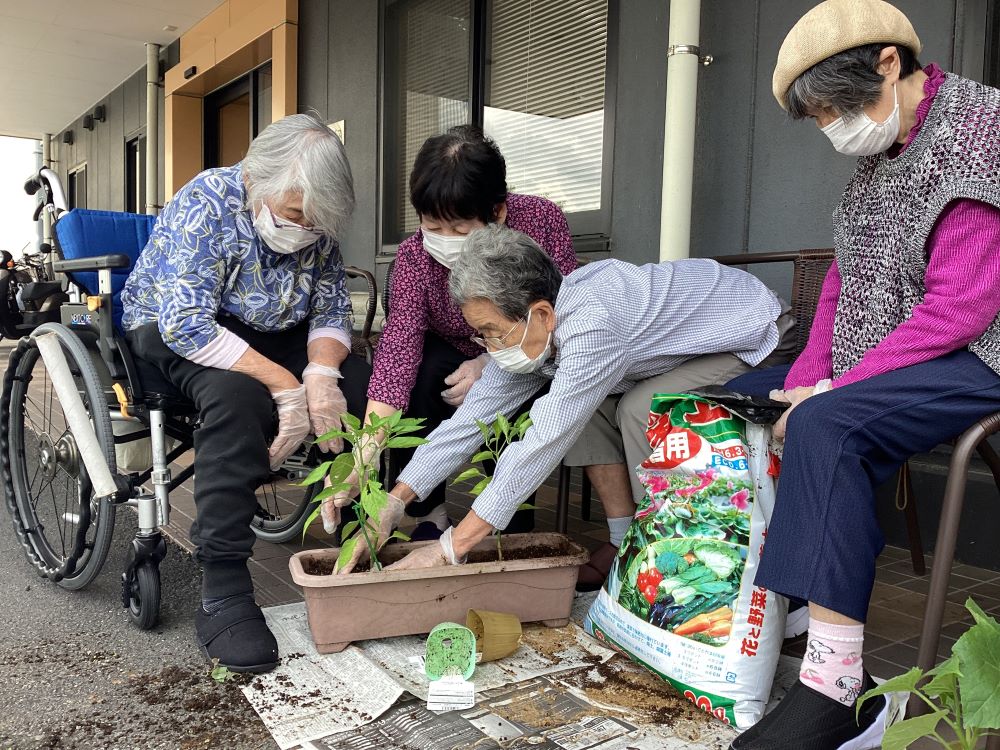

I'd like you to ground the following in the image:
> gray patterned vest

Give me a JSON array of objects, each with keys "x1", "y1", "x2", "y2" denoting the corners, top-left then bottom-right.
[{"x1": 831, "y1": 73, "x2": 1000, "y2": 377}]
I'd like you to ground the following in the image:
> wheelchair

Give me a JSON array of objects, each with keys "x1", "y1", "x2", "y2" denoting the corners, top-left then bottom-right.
[{"x1": 1, "y1": 169, "x2": 377, "y2": 629}]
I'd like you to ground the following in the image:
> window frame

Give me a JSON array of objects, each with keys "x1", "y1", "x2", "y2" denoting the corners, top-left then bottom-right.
[
  {"x1": 67, "y1": 163, "x2": 88, "y2": 210},
  {"x1": 378, "y1": 0, "x2": 618, "y2": 256},
  {"x1": 124, "y1": 132, "x2": 146, "y2": 215}
]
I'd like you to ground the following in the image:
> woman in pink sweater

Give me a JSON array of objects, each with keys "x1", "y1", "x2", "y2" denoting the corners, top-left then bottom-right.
[
  {"x1": 726, "y1": 1, "x2": 1000, "y2": 749},
  {"x1": 324, "y1": 126, "x2": 577, "y2": 538}
]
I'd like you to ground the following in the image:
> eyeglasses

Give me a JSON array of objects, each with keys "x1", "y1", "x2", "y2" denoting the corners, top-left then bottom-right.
[{"x1": 471, "y1": 318, "x2": 524, "y2": 350}]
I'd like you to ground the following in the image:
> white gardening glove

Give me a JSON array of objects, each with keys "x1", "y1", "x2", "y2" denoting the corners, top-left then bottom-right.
[
  {"x1": 321, "y1": 437, "x2": 383, "y2": 534},
  {"x1": 335, "y1": 493, "x2": 406, "y2": 574},
  {"x1": 441, "y1": 354, "x2": 489, "y2": 407},
  {"x1": 385, "y1": 527, "x2": 467, "y2": 571},
  {"x1": 302, "y1": 362, "x2": 347, "y2": 454},
  {"x1": 269, "y1": 385, "x2": 311, "y2": 471}
]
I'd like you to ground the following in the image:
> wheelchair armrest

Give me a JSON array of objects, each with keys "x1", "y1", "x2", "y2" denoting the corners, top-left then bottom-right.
[{"x1": 52, "y1": 254, "x2": 131, "y2": 273}]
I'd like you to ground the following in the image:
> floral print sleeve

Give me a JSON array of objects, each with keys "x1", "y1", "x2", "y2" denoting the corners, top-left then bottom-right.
[
  {"x1": 307, "y1": 243, "x2": 353, "y2": 347},
  {"x1": 151, "y1": 186, "x2": 233, "y2": 360}
]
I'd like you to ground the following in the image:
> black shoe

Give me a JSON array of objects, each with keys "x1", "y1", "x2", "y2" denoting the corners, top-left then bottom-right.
[
  {"x1": 731, "y1": 673, "x2": 888, "y2": 750},
  {"x1": 196, "y1": 594, "x2": 279, "y2": 673}
]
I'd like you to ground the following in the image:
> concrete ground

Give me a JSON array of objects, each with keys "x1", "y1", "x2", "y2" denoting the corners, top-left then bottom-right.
[{"x1": 0, "y1": 508, "x2": 276, "y2": 750}]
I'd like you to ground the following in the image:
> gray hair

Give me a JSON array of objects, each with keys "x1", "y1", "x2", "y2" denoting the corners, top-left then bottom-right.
[
  {"x1": 242, "y1": 113, "x2": 355, "y2": 238},
  {"x1": 449, "y1": 225, "x2": 563, "y2": 320},
  {"x1": 786, "y1": 43, "x2": 920, "y2": 120}
]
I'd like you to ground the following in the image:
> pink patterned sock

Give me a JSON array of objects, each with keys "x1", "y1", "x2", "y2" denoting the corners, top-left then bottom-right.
[{"x1": 799, "y1": 618, "x2": 865, "y2": 705}]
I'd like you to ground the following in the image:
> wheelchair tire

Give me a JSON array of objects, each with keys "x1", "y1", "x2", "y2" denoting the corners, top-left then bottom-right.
[
  {"x1": 126, "y1": 562, "x2": 160, "y2": 630},
  {"x1": 1, "y1": 324, "x2": 117, "y2": 589},
  {"x1": 251, "y1": 448, "x2": 322, "y2": 544}
]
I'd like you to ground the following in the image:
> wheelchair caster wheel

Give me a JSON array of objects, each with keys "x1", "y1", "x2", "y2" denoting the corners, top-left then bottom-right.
[{"x1": 125, "y1": 562, "x2": 161, "y2": 630}]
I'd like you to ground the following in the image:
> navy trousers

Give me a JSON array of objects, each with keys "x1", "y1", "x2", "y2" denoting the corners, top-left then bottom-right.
[{"x1": 727, "y1": 350, "x2": 1000, "y2": 623}]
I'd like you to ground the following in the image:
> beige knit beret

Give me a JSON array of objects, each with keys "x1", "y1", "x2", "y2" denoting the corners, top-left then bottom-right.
[{"x1": 772, "y1": 0, "x2": 922, "y2": 109}]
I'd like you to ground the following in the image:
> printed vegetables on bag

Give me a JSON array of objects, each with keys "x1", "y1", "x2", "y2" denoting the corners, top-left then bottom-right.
[{"x1": 585, "y1": 394, "x2": 787, "y2": 729}]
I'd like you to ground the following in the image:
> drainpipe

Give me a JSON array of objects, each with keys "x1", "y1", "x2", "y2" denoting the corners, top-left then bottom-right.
[
  {"x1": 145, "y1": 43, "x2": 160, "y2": 216},
  {"x1": 34, "y1": 138, "x2": 44, "y2": 253},
  {"x1": 659, "y1": 0, "x2": 711, "y2": 261}
]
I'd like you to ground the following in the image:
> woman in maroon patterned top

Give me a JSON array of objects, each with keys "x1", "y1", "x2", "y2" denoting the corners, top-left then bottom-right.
[{"x1": 331, "y1": 126, "x2": 576, "y2": 538}]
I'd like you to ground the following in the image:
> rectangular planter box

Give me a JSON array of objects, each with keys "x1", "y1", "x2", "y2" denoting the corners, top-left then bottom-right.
[{"x1": 288, "y1": 533, "x2": 590, "y2": 653}]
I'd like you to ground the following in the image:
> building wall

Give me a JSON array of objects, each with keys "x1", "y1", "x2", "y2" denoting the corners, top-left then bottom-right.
[
  {"x1": 49, "y1": 44, "x2": 178, "y2": 214},
  {"x1": 612, "y1": 0, "x2": 978, "y2": 285},
  {"x1": 298, "y1": 0, "x2": 381, "y2": 275}
]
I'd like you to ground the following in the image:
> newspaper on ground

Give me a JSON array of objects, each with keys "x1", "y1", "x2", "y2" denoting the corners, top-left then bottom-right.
[
  {"x1": 300, "y1": 673, "x2": 728, "y2": 750},
  {"x1": 239, "y1": 604, "x2": 404, "y2": 750},
  {"x1": 246, "y1": 599, "x2": 615, "y2": 747},
  {"x1": 358, "y1": 617, "x2": 616, "y2": 701}
]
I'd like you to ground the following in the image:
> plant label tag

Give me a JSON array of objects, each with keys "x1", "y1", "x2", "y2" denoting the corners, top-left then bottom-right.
[{"x1": 427, "y1": 675, "x2": 475, "y2": 712}]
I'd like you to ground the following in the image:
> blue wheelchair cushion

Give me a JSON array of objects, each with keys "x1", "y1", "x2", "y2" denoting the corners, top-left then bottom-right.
[{"x1": 54, "y1": 209, "x2": 155, "y2": 329}]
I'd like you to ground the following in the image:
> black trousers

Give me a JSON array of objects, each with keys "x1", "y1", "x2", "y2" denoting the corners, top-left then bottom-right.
[
  {"x1": 391, "y1": 333, "x2": 538, "y2": 532},
  {"x1": 126, "y1": 318, "x2": 371, "y2": 598}
]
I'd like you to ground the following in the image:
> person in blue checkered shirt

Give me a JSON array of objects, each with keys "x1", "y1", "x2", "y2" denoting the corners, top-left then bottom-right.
[{"x1": 333, "y1": 224, "x2": 793, "y2": 579}]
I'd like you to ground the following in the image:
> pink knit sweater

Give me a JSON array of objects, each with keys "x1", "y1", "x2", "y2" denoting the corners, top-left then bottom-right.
[{"x1": 785, "y1": 64, "x2": 1000, "y2": 389}]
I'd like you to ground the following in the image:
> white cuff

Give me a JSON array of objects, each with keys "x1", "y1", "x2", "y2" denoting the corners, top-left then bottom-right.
[
  {"x1": 308, "y1": 326, "x2": 352, "y2": 351},
  {"x1": 185, "y1": 328, "x2": 250, "y2": 370},
  {"x1": 303, "y1": 362, "x2": 342, "y2": 379}
]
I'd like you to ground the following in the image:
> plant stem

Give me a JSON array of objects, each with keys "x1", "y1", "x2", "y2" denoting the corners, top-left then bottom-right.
[{"x1": 496, "y1": 533, "x2": 503, "y2": 562}]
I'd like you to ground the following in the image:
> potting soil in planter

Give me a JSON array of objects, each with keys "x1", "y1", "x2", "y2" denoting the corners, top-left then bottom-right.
[{"x1": 584, "y1": 394, "x2": 787, "y2": 729}]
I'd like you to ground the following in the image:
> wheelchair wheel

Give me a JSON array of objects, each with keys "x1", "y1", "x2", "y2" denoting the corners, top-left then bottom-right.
[
  {"x1": 1, "y1": 324, "x2": 117, "y2": 589},
  {"x1": 251, "y1": 445, "x2": 322, "y2": 543},
  {"x1": 126, "y1": 562, "x2": 160, "y2": 630}
]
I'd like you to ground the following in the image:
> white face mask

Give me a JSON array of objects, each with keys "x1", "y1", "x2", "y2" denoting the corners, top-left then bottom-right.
[
  {"x1": 821, "y1": 84, "x2": 900, "y2": 156},
  {"x1": 489, "y1": 309, "x2": 552, "y2": 374},
  {"x1": 421, "y1": 228, "x2": 468, "y2": 268},
  {"x1": 253, "y1": 203, "x2": 322, "y2": 254}
]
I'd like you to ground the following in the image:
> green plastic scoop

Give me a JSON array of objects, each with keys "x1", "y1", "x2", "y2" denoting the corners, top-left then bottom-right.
[{"x1": 424, "y1": 622, "x2": 477, "y2": 681}]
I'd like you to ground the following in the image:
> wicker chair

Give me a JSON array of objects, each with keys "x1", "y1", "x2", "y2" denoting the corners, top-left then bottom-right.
[{"x1": 345, "y1": 266, "x2": 377, "y2": 362}]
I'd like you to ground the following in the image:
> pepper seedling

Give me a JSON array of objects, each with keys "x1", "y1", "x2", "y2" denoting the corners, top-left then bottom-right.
[
  {"x1": 451, "y1": 412, "x2": 534, "y2": 561},
  {"x1": 300, "y1": 411, "x2": 428, "y2": 573}
]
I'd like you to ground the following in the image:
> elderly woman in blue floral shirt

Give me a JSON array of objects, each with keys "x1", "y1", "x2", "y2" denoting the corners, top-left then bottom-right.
[{"x1": 121, "y1": 114, "x2": 368, "y2": 674}]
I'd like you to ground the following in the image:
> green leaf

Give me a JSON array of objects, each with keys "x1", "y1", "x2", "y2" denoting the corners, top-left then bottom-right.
[
  {"x1": 471, "y1": 450, "x2": 495, "y2": 464},
  {"x1": 879, "y1": 711, "x2": 948, "y2": 750},
  {"x1": 326, "y1": 453, "x2": 355, "y2": 486},
  {"x1": 495, "y1": 412, "x2": 510, "y2": 437},
  {"x1": 302, "y1": 505, "x2": 322, "y2": 541},
  {"x1": 387, "y1": 423, "x2": 425, "y2": 436},
  {"x1": 335, "y1": 537, "x2": 359, "y2": 573},
  {"x1": 923, "y1": 654, "x2": 962, "y2": 699},
  {"x1": 857, "y1": 667, "x2": 923, "y2": 720},
  {"x1": 315, "y1": 428, "x2": 350, "y2": 443},
  {"x1": 517, "y1": 502, "x2": 536, "y2": 511},
  {"x1": 211, "y1": 664, "x2": 236, "y2": 683},
  {"x1": 340, "y1": 520, "x2": 359, "y2": 543},
  {"x1": 340, "y1": 412, "x2": 361, "y2": 431},
  {"x1": 954, "y1": 600, "x2": 1000, "y2": 729},
  {"x1": 452, "y1": 467, "x2": 485, "y2": 485},
  {"x1": 470, "y1": 476, "x2": 492, "y2": 496},
  {"x1": 390, "y1": 530, "x2": 411, "y2": 542},
  {"x1": 299, "y1": 461, "x2": 333, "y2": 486},
  {"x1": 476, "y1": 420, "x2": 491, "y2": 442},
  {"x1": 386, "y1": 436, "x2": 430, "y2": 448},
  {"x1": 312, "y1": 486, "x2": 337, "y2": 503},
  {"x1": 361, "y1": 488, "x2": 388, "y2": 521}
]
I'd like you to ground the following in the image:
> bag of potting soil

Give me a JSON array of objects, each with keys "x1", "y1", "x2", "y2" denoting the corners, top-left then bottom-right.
[{"x1": 584, "y1": 393, "x2": 787, "y2": 728}]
